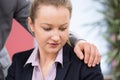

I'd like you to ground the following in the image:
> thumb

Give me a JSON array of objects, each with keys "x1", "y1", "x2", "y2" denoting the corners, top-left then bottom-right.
[{"x1": 74, "y1": 47, "x2": 84, "y2": 60}]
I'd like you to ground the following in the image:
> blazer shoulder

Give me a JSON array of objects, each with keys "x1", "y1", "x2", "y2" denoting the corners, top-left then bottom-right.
[
  {"x1": 63, "y1": 44, "x2": 104, "y2": 80},
  {"x1": 63, "y1": 43, "x2": 83, "y2": 62},
  {"x1": 12, "y1": 48, "x2": 34, "y2": 65}
]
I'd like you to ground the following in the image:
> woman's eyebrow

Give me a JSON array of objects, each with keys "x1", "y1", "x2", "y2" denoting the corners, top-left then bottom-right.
[{"x1": 40, "y1": 23, "x2": 68, "y2": 27}]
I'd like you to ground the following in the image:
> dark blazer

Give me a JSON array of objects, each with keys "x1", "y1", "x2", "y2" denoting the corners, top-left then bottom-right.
[{"x1": 6, "y1": 43, "x2": 103, "y2": 80}]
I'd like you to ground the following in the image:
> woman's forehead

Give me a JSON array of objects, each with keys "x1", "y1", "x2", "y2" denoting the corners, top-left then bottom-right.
[{"x1": 36, "y1": 5, "x2": 70, "y2": 17}]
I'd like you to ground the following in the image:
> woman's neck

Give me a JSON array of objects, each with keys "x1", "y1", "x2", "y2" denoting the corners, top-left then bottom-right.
[
  {"x1": 38, "y1": 50, "x2": 58, "y2": 79},
  {"x1": 39, "y1": 51, "x2": 57, "y2": 63}
]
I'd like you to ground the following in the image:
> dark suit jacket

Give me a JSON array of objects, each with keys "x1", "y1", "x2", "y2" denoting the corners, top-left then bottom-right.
[
  {"x1": 0, "y1": 63, "x2": 4, "y2": 80},
  {"x1": 6, "y1": 44, "x2": 103, "y2": 80},
  {"x1": 0, "y1": 0, "x2": 30, "y2": 50}
]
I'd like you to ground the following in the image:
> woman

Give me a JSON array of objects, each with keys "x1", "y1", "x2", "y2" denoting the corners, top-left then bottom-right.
[{"x1": 6, "y1": 0, "x2": 103, "y2": 80}]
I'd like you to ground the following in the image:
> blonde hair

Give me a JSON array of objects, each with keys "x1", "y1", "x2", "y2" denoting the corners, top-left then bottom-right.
[{"x1": 29, "y1": 0, "x2": 72, "y2": 23}]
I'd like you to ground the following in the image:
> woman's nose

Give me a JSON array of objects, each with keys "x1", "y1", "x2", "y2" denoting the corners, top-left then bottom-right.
[{"x1": 51, "y1": 31, "x2": 60, "y2": 42}]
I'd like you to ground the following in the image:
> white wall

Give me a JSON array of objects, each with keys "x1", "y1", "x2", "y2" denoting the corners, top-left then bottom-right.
[{"x1": 70, "y1": 0, "x2": 110, "y2": 75}]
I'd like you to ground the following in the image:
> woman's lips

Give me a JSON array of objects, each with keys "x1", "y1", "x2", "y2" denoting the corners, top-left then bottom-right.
[{"x1": 49, "y1": 43, "x2": 59, "y2": 47}]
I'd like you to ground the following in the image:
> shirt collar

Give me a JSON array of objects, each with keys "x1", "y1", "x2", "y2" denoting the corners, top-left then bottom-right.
[
  {"x1": 25, "y1": 46, "x2": 39, "y2": 66},
  {"x1": 25, "y1": 46, "x2": 63, "y2": 67}
]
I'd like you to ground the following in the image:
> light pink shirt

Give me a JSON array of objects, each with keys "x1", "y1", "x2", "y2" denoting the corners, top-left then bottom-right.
[{"x1": 25, "y1": 46, "x2": 63, "y2": 80}]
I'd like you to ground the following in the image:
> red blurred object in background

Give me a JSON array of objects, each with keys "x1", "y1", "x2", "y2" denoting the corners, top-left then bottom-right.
[{"x1": 5, "y1": 20, "x2": 34, "y2": 59}]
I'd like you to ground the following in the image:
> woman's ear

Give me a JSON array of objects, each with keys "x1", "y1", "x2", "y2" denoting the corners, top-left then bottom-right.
[{"x1": 28, "y1": 17, "x2": 34, "y2": 32}]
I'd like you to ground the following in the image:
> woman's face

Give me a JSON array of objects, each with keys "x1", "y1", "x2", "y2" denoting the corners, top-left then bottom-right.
[{"x1": 28, "y1": 5, "x2": 70, "y2": 54}]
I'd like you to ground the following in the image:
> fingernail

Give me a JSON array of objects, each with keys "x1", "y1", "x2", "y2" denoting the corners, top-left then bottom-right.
[
  {"x1": 92, "y1": 64, "x2": 95, "y2": 67},
  {"x1": 88, "y1": 64, "x2": 91, "y2": 67},
  {"x1": 85, "y1": 60, "x2": 88, "y2": 64}
]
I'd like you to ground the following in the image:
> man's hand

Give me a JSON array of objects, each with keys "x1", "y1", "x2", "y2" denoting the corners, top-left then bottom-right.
[{"x1": 74, "y1": 41, "x2": 101, "y2": 67}]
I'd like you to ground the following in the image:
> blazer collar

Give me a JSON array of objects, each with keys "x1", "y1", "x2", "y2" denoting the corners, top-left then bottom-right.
[
  {"x1": 55, "y1": 44, "x2": 72, "y2": 80},
  {"x1": 21, "y1": 63, "x2": 33, "y2": 80}
]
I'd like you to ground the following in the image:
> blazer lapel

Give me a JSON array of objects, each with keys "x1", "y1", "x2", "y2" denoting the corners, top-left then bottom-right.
[
  {"x1": 21, "y1": 63, "x2": 33, "y2": 80},
  {"x1": 55, "y1": 44, "x2": 71, "y2": 80},
  {"x1": 55, "y1": 62, "x2": 71, "y2": 80}
]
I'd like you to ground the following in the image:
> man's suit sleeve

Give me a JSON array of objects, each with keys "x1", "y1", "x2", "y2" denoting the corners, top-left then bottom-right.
[
  {"x1": 14, "y1": 0, "x2": 30, "y2": 32},
  {"x1": 0, "y1": 63, "x2": 5, "y2": 80},
  {"x1": 69, "y1": 31, "x2": 85, "y2": 47}
]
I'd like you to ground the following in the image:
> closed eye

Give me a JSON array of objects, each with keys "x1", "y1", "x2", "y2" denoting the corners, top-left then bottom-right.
[
  {"x1": 59, "y1": 27, "x2": 68, "y2": 31},
  {"x1": 43, "y1": 27, "x2": 52, "y2": 31}
]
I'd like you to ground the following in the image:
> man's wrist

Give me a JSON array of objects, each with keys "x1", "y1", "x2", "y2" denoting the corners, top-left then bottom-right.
[
  {"x1": 74, "y1": 39, "x2": 86, "y2": 47},
  {"x1": 69, "y1": 31, "x2": 86, "y2": 47}
]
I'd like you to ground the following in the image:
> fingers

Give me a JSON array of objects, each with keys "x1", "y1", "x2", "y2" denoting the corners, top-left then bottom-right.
[
  {"x1": 84, "y1": 45, "x2": 91, "y2": 64},
  {"x1": 84, "y1": 44, "x2": 101, "y2": 67},
  {"x1": 87, "y1": 45, "x2": 95, "y2": 67},
  {"x1": 73, "y1": 40, "x2": 101, "y2": 67},
  {"x1": 92, "y1": 49, "x2": 101, "y2": 67},
  {"x1": 74, "y1": 45, "x2": 84, "y2": 60},
  {"x1": 97, "y1": 53, "x2": 101, "y2": 65}
]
